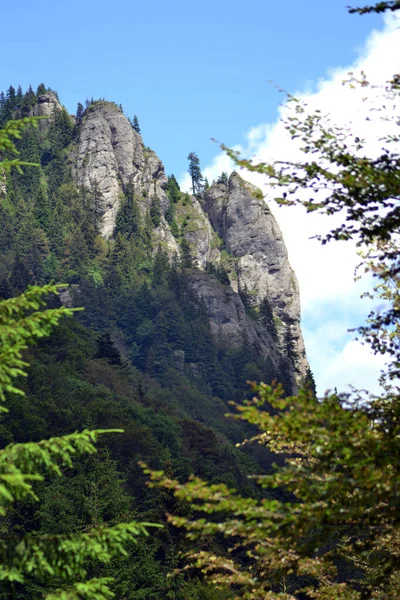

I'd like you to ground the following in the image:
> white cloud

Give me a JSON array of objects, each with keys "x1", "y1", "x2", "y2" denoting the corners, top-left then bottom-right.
[{"x1": 179, "y1": 14, "x2": 400, "y2": 395}]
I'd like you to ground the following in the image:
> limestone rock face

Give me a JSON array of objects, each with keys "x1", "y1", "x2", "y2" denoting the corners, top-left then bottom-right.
[
  {"x1": 186, "y1": 270, "x2": 294, "y2": 387},
  {"x1": 155, "y1": 217, "x2": 180, "y2": 256},
  {"x1": 202, "y1": 173, "x2": 308, "y2": 383},
  {"x1": 32, "y1": 92, "x2": 62, "y2": 131},
  {"x1": 75, "y1": 101, "x2": 168, "y2": 238},
  {"x1": 180, "y1": 196, "x2": 220, "y2": 268}
]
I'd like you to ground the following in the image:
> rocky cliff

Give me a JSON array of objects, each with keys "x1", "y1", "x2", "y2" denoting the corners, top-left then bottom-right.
[
  {"x1": 201, "y1": 174, "x2": 308, "y2": 384},
  {"x1": 46, "y1": 98, "x2": 308, "y2": 389}
]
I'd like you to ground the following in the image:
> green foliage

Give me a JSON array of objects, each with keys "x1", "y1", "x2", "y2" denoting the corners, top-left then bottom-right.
[
  {"x1": 0, "y1": 117, "x2": 159, "y2": 600},
  {"x1": 143, "y1": 5, "x2": 400, "y2": 599},
  {"x1": 216, "y1": 171, "x2": 228, "y2": 185},
  {"x1": 166, "y1": 174, "x2": 181, "y2": 204},
  {"x1": 0, "y1": 91, "x2": 313, "y2": 597},
  {"x1": 145, "y1": 382, "x2": 400, "y2": 599},
  {"x1": 131, "y1": 115, "x2": 141, "y2": 133},
  {"x1": 150, "y1": 194, "x2": 162, "y2": 227},
  {"x1": 187, "y1": 152, "x2": 204, "y2": 196},
  {"x1": 0, "y1": 117, "x2": 43, "y2": 173},
  {"x1": 348, "y1": 0, "x2": 400, "y2": 13},
  {"x1": 258, "y1": 296, "x2": 277, "y2": 339},
  {"x1": 180, "y1": 238, "x2": 193, "y2": 268},
  {"x1": 204, "y1": 261, "x2": 230, "y2": 285},
  {"x1": 0, "y1": 284, "x2": 75, "y2": 402},
  {"x1": 115, "y1": 188, "x2": 141, "y2": 239}
]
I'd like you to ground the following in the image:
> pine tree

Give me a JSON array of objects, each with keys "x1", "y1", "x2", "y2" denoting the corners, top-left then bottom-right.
[{"x1": 152, "y1": 244, "x2": 170, "y2": 286}]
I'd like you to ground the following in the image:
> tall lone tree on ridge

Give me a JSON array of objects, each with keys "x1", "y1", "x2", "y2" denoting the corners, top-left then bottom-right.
[
  {"x1": 187, "y1": 151, "x2": 203, "y2": 196},
  {"x1": 131, "y1": 115, "x2": 141, "y2": 133}
]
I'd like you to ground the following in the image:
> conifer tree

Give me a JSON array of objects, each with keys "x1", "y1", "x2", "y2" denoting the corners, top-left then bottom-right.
[
  {"x1": 36, "y1": 82, "x2": 47, "y2": 96},
  {"x1": 187, "y1": 152, "x2": 204, "y2": 195},
  {"x1": 150, "y1": 194, "x2": 161, "y2": 227},
  {"x1": 180, "y1": 238, "x2": 193, "y2": 268},
  {"x1": 131, "y1": 114, "x2": 141, "y2": 133},
  {"x1": 166, "y1": 174, "x2": 181, "y2": 204},
  {"x1": 217, "y1": 171, "x2": 228, "y2": 185},
  {"x1": 75, "y1": 102, "x2": 84, "y2": 126}
]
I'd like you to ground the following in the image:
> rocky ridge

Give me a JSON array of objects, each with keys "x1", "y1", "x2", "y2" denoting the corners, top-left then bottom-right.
[{"x1": 44, "y1": 98, "x2": 308, "y2": 389}]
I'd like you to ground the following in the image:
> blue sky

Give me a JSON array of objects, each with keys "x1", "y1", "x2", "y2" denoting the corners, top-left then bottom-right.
[
  {"x1": 2, "y1": 1, "x2": 397, "y2": 394},
  {"x1": 2, "y1": 0, "x2": 381, "y2": 177}
]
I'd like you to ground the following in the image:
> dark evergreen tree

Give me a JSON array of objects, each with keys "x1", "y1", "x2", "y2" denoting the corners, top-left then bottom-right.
[
  {"x1": 131, "y1": 114, "x2": 141, "y2": 133},
  {"x1": 187, "y1": 151, "x2": 204, "y2": 195},
  {"x1": 96, "y1": 332, "x2": 122, "y2": 365},
  {"x1": 166, "y1": 174, "x2": 180, "y2": 204},
  {"x1": 259, "y1": 295, "x2": 277, "y2": 339},
  {"x1": 303, "y1": 366, "x2": 317, "y2": 396},
  {"x1": 12, "y1": 125, "x2": 42, "y2": 199},
  {"x1": 205, "y1": 261, "x2": 230, "y2": 285},
  {"x1": 16, "y1": 85, "x2": 23, "y2": 103},
  {"x1": 1, "y1": 86, "x2": 16, "y2": 123},
  {"x1": 152, "y1": 244, "x2": 170, "y2": 286},
  {"x1": 48, "y1": 107, "x2": 74, "y2": 153},
  {"x1": 76, "y1": 102, "x2": 84, "y2": 126},
  {"x1": 21, "y1": 84, "x2": 36, "y2": 116},
  {"x1": 239, "y1": 284, "x2": 252, "y2": 311},
  {"x1": 36, "y1": 82, "x2": 47, "y2": 96},
  {"x1": 150, "y1": 194, "x2": 161, "y2": 227},
  {"x1": 115, "y1": 188, "x2": 141, "y2": 239},
  {"x1": 180, "y1": 238, "x2": 193, "y2": 268},
  {"x1": 217, "y1": 171, "x2": 229, "y2": 185},
  {"x1": 90, "y1": 179, "x2": 104, "y2": 234}
]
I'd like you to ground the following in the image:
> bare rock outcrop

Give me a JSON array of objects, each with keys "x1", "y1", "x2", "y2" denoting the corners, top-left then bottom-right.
[
  {"x1": 179, "y1": 195, "x2": 221, "y2": 268},
  {"x1": 186, "y1": 270, "x2": 294, "y2": 388},
  {"x1": 74, "y1": 101, "x2": 169, "y2": 238},
  {"x1": 32, "y1": 92, "x2": 63, "y2": 131},
  {"x1": 202, "y1": 172, "x2": 308, "y2": 383}
]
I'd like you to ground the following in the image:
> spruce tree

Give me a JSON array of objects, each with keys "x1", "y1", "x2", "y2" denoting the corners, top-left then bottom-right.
[
  {"x1": 76, "y1": 102, "x2": 84, "y2": 125},
  {"x1": 131, "y1": 114, "x2": 141, "y2": 133},
  {"x1": 217, "y1": 171, "x2": 228, "y2": 185},
  {"x1": 187, "y1": 152, "x2": 204, "y2": 196},
  {"x1": 36, "y1": 82, "x2": 47, "y2": 96},
  {"x1": 150, "y1": 194, "x2": 161, "y2": 227}
]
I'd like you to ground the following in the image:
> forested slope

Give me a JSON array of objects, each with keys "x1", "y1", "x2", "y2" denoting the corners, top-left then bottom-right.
[{"x1": 0, "y1": 85, "x2": 309, "y2": 598}]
